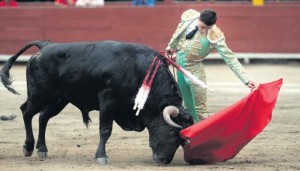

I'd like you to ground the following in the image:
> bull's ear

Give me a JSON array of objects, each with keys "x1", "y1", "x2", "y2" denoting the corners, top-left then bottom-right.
[{"x1": 178, "y1": 113, "x2": 194, "y2": 129}]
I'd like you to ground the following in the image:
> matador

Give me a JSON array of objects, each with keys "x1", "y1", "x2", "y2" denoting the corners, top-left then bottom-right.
[{"x1": 166, "y1": 9, "x2": 258, "y2": 122}]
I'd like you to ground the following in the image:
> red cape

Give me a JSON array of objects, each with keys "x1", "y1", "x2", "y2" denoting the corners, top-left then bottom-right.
[{"x1": 180, "y1": 79, "x2": 283, "y2": 164}]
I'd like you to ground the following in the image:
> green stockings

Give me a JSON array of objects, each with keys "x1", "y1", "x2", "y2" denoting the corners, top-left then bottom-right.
[{"x1": 176, "y1": 51, "x2": 209, "y2": 122}]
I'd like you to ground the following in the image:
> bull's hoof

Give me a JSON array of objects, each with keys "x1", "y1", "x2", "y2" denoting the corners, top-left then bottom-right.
[
  {"x1": 37, "y1": 151, "x2": 48, "y2": 161},
  {"x1": 96, "y1": 158, "x2": 109, "y2": 165},
  {"x1": 22, "y1": 146, "x2": 33, "y2": 157}
]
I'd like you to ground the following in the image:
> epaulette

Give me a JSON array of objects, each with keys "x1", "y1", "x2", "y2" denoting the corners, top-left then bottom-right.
[
  {"x1": 181, "y1": 9, "x2": 200, "y2": 21},
  {"x1": 207, "y1": 25, "x2": 224, "y2": 43}
]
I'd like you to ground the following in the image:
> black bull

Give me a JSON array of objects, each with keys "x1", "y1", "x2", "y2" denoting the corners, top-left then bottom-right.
[{"x1": 0, "y1": 40, "x2": 194, "y2": 164}]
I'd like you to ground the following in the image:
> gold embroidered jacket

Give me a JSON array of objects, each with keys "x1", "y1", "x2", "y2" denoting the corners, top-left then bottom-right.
[{"x1": 167, "y1": 9, "x2": 250, "y2": 84}]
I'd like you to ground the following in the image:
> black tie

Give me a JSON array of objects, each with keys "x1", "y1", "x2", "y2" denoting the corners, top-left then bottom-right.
[{"x1": 186, "y1": 26, "x2": 198, "y2": 40}]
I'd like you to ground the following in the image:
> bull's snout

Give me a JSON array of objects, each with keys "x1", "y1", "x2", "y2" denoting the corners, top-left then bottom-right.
[{"x1": 153, "y1": 154, "x2": 172, "y2": 164}]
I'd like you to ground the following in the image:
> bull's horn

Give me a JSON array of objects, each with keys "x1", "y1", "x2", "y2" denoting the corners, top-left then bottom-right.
[{"x1": 163, "y1": 106, "x2": 182, "y2": 129}]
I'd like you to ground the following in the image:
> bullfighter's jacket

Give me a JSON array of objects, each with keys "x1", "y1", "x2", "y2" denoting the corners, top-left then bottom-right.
[{"x1": 167, "y1": 9, "x2": 250, "y2": 84}]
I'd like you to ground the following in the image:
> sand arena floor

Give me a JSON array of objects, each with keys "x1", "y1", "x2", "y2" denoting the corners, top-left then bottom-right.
[{"x1": 1, "y1": 63, "x2": 300, "y2": 171}]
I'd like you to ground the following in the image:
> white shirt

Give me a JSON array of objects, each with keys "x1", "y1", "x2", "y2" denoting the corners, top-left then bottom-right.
[{"x1": 185, "y1": 18, "x2": 198, "y2": 35}]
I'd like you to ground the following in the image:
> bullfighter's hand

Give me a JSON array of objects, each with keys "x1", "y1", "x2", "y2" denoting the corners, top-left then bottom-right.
[
  {"x1": 247, "y1": 80, "x2": 259, "y2": 91},
  {"x1": 165, "y1": 46, "x2": 177, "y2": 57}
]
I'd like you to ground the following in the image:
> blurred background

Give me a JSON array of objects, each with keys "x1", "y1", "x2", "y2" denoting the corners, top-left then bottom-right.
[{"x1": 0, "y1": 0, "x2": 299, "y2": 62}]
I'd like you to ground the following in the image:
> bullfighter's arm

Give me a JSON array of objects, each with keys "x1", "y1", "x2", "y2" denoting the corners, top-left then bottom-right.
[
  {"x1": 167, "y1": 9, "x2": 200, "y2": 51},
  {"x1": 208, "y1": 26, "x2": 250, "y2": 85},
  {"x1": 167, "y1": 22, "x2": 183, "y2": 50}
]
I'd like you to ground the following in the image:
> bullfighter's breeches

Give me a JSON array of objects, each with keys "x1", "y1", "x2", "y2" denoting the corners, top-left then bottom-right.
[{"x1": 176, "y1": 51, "x2": 209, "y2": 122}]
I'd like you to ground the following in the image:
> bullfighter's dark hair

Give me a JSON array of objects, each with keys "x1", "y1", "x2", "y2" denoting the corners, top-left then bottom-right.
[{"x1": 200, "y1": 9, "x2": 217, "y2": 26}]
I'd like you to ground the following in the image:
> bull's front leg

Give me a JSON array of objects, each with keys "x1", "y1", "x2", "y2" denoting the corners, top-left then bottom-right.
[
  {"x1": 95, "y1": 91, "x2": 115, "y2": 164},
  {"x1": 95, "y1": 111, "x2": 113, "y2": 164}
]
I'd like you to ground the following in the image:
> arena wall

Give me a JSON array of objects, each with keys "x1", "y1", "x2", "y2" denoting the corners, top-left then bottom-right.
[{"x1": 0, "y1": 3, "x2": 299, "y2": 55}]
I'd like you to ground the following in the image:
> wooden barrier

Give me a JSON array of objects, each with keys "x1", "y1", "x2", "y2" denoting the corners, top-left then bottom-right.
[{"x1": 0, "y1": 2, "x2": 300, "y2": 55}]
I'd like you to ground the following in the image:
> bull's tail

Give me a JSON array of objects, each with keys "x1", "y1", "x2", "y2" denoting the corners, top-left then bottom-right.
[{"x1": 0, "y1": 40, "x2": 51, "y2": 95}]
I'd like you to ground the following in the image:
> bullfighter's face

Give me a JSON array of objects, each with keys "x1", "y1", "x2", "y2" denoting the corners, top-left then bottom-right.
[{"x1": 197, "y1": 19, "x2": 213, "y2": 35}]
